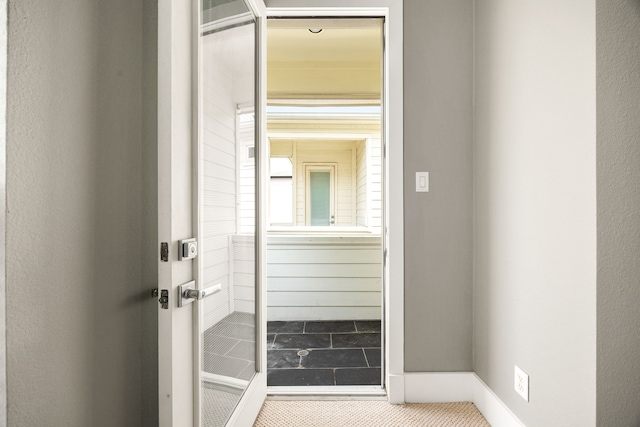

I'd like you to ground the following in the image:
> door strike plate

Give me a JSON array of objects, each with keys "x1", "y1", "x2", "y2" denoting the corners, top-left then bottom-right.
[
  {"x1": 178, "y1": 238, "x2": 198, "y2": 260},
  {"x1": 160, "y1": 242, "x2": 169, "y2": 262}
]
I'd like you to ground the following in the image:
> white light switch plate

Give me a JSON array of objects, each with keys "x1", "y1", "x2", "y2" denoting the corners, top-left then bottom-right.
[{"x1": 416, "y1": 172, "x2": 429, "y2": 192}]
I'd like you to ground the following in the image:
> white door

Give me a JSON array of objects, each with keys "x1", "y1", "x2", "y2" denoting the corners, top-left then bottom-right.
[
  {"x1": 304, "y1": 164, "x2": 336, "y2": 226},
  {"x1": 158, "y1": 0, "x2": 267, "y2": 426}
]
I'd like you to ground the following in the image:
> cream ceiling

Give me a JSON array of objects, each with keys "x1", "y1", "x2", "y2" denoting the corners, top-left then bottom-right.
[{"x1": 267, "y1": 18, "x2": 383, "y2": 102}]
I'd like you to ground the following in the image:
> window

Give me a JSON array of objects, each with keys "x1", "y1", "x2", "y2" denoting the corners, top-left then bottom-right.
[{"x1": 269, "y1": 158, "x2": 293, "y2": 225}]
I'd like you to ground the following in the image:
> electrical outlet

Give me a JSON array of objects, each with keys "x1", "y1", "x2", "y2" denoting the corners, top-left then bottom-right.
[{"x1": 514, "y1": 366, "x2": 529, "y2": 402}]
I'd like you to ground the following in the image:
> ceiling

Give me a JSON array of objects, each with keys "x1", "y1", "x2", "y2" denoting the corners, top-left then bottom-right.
[
  {"x1": 267, "y1": 19, "x2": 383, "y2": 102},
  {"x1": 203, "y1": 23, "x2": 255, "y2": 105}
]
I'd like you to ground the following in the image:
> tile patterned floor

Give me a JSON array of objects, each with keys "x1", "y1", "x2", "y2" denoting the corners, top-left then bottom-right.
[
  {"x1": 202, "y1": 312, "x2": 255, "y2": 426},
  {"x1": 267, "y1": 320, "x2": 382, "y2": 386},
  {"x1": 203, "y1": 312, "x2": 256, "y2": 381}
]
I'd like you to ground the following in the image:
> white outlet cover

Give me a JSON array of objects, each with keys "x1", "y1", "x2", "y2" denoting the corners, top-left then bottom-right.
[{"x1": 514, "y1": 366, "x2": 529, "y2": 402}]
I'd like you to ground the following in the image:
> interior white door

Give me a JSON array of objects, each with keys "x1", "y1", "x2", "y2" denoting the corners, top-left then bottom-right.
[{"x1": 158, "y1": 0, "x2": 267, "y2": 426}]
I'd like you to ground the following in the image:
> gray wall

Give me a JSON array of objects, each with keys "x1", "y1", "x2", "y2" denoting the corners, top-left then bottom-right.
[
  {"x1": 141, "y1": 0, "x2": 159, "y2": 424},
  {"x1": 596, "y1": 1, "x2": 640, "y2": 425},
  {"x1": 403, "y1": 0, "x2": 474, "y2": 372},
  {"x1": 6, "y1": 0, "x2": 157, "y2": 425},
  {"x1": 0, "y1": 0, "x2": 7, "y2": 422},
  {"x1": 473, "y1": 1, "x2": 597, "y2": 426}
]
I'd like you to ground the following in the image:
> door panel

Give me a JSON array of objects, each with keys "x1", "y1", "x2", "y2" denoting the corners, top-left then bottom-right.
[
  {"x1": 309, "y1": 171, "x2": 331, "y2": 225},
  {"x1": 198, "y1": 17, "x2": 257, "y2": 424},
  {"x1": 304, "y1": 164, "x2": 336, "y2": 226},
  {"x1": 158, "y1": 0, "x2": 266, "y2": 425},
  {"x1": 197, "y1": 2, "x2": 264, "y2": 426}
]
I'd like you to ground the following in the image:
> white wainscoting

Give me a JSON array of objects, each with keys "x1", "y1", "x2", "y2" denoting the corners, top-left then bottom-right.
[
  {"x1": 266, "y1": 234, "x2": 382, "y2": 321},
  {"x1": 356, "y1": 139, "x2": 368, "y2": 227},
  {"x1": 201, "y1": 42, "x2": 237, "y2": 330},
  {"x1": 230, "y1": 234, "x2": 255, "y2": 314}
]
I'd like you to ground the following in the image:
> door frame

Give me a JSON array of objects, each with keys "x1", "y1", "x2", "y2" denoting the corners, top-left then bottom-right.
[
  {"x1": 222, "y1": 0, "x2": 269, "y2": 425},
  {"x1": 266, "y1": 0, "x2": 404, "y2": 403},
  {"x1": 158, "y1": 0, "x2": 196, "y2": 423}
]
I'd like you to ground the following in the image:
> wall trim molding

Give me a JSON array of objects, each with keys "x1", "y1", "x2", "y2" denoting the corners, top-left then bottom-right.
[
  {"x1": 403, "y1": 372, "x2": 525, "y2": 427},
  {"x1": 472, "y1": 374, "x2": 526, "y2": 427},
  {"x1": 0, "y1": 0, "x2": 7, "y2": 424}
]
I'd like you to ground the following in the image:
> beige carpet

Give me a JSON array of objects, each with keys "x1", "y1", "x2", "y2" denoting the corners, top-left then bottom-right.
[{"x1": 254, "y1": 400, "x2": 490, "y2": 426}]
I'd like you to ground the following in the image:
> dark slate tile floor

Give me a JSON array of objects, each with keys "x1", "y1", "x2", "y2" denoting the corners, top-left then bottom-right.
[{"x1": 266, "y1": 320, "x2": 382, "y2": 387}]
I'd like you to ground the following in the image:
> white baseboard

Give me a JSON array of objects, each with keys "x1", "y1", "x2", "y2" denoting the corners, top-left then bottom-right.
[
  {"x1": 387, "y1": 373, "x2": 405, "y2": 404},
  {"x1": 471, "y1": 374, "x2": 525, "y2": 427},
  {"x1": 404, "y1": 372, "x2": 474, "y2": 403},
  {"x1": 403, "y1": 372, "x2": 525, "y2": 427}
]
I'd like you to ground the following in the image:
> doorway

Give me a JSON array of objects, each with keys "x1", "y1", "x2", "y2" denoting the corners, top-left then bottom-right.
[
  {"x1": 158, "y1": 0, "x2": 404, "y2": 424},
  {"x1": 264, "y1": 17, "x2": 385, "y2": 391}
]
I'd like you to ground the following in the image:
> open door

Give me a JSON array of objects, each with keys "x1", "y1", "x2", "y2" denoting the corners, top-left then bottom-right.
[{"x1": 158, "y1": 0, "x2": 267, "y2": 425}]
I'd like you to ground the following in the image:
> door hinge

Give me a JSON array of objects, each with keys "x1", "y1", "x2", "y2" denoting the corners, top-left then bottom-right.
[
  {"x1": 160, "y1": 242, "x2": 169, "y2": 262},
  {"x1": 151, "y1": 288, "x2": 159, "y2": 298},
  {"x1": 383, "y1": 248, "x2": 388, "y2": 267}
]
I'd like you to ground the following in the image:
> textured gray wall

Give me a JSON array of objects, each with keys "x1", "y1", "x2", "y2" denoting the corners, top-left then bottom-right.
[
  {"x1": 596, "y1": 1, "x2": 640, "y2": 425},
  {"x1": 141, "y1": 0, "x2": 159, "y2": 425},
  {"x1": 474, "y1": 1, "x2": 597, "y2": 425},
  {"x1": 14, "y1": 1, "x2": 640, "y2": 426},
  {"x1": 403, "y1": 0, "x2": 474, "y2": 372},
  {"x1": 0, "y1": 0, "x2": 6, "y2": 422},
  {"x1": 6, "y1": 0, "x2": 155, "y2": 425}
]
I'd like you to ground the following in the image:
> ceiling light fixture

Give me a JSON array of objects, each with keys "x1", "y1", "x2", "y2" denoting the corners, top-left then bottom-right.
[{"x1": 308, "y1": 28, "x2": 323, "y2": 34}]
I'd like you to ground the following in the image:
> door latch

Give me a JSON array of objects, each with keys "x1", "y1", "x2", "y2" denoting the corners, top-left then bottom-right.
[{"x1": 159, "y1": 289, "x2": 169, "y2": 309}]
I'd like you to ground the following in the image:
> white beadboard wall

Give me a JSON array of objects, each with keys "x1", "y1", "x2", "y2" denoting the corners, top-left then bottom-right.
[
  {"x1": 356, "y1": 139, "x2": 368, "y2": 227},
  {"x1": 266, "y1": 235, "x2": 382, "y2": 321},
  {"x1": 201, "y1": 39, "x2": 237, "y2": 330},
  {"x1": 368, "y1": 136, "x2": 382, "y2": 233},
  {"x1": 230, "y1": 235, "x2": 255, "y2": 314},
  {"x1": 237, "y1": 113, "x2": 255, "y2": 235}
]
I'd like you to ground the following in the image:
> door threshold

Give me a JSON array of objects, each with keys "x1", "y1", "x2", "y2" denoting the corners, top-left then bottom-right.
[{"x1": 267, "y1": 385, "x2": 387, "y2": 400}]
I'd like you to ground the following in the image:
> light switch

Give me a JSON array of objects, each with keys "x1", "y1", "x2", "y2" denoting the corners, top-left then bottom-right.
[{"x1": 416, "y1": 172, "x2": 429, "y2": 192}]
